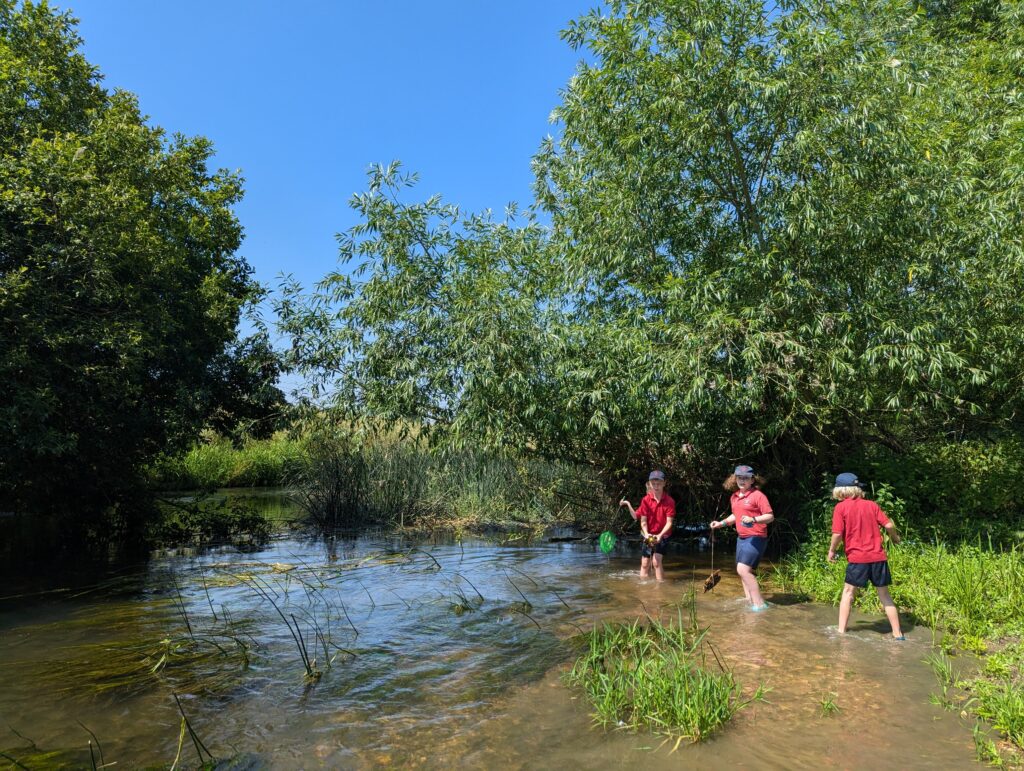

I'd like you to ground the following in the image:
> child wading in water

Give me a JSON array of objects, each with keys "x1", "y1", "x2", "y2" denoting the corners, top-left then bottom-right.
[
  {"x1": 620, "y1": 470, "x2": 675, "y2": 581},
  {"x1": 710, "y1": 465, "x2": 774, "y2": 610},
  {"x1": 827, "y1": 472, "x2": 905, "y2": 639}
]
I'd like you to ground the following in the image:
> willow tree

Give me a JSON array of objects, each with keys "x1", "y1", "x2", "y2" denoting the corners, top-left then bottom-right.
[{"x1": 279, "y1": 0, "x2": 1024, "y2": 495}]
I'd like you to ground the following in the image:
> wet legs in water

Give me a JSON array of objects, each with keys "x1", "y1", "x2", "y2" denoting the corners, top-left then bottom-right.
[
  {"x1": 640, "y1": 553, "x2": 665, "y2": 581},
  {"x1": 838, "y1": 583, "x2": 903, "y2": 638},
  {"x1": 736, "y1": 563, "x2": 765, "y2": 607}
]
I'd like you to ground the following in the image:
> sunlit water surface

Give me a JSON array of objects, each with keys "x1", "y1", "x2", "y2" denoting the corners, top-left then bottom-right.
[{"x1": 0, "y1": 522, "x2": 976, "y2": 769}]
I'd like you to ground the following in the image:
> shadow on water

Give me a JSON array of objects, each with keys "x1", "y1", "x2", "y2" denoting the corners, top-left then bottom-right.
[{"x1": 0, "y1": 502, "x2": 980, "y2": 769}]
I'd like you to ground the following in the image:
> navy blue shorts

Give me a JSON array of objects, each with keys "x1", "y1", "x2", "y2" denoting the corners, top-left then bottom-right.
[
  {"x1": 736, "y1": 536, "x2": 767, "y2": 568},
  {"x1": 845, "y1": 560, "x2": 892, "y2": 588},
  {"x1": 642, "y1": 537, "x2": 670, "y2": 557}
]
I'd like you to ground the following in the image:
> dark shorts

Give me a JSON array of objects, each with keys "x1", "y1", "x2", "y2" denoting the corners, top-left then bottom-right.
[
  {"x1": 642, "y1": 537, "x2": 671, "y2": 557},
  {"x1": 845, "y1": 560, "x2": 892, "y2": 588},
  {"x1": 736, "y1": 536, "x2": 767, "y2": 568}
]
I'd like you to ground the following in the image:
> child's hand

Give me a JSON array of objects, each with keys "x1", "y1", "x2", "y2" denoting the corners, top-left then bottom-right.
[
  {"x1": 709, "y1": 520, "x2": 722, "y2": 530},
  {"x1": 741, "y1": 516, "x2": 755, "y2": 527},
  {"x1": 827, "y1": 550, "x2": 837, "y2": 562}
]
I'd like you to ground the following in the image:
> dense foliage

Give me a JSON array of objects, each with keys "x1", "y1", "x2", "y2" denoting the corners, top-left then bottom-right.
[
  {"x1": 0, "y1": 1, "x2": 261, "y2": 529},
  {"x1": 279, "y1": 0, "x2": 1024, "y2": 522}
]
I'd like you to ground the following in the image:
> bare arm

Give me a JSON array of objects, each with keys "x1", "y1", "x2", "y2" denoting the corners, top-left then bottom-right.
[
  {"x1": 710, "y1": 514, "x2": 736, "y2": 529},
  {"x1": 827, "y1": 533, "x2": 843, "y2": 562},
  {"x1": 884, "y1": 521, "x2": 901, "y2": 545},
  {"x1": 656, "y1": 517, "x2": 673, "y2": 539}
]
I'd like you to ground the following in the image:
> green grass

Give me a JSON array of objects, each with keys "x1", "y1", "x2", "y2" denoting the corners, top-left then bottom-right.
[
  {"x1": 772, "y1": 537, "x2": 1024, "y2": 644},
  {"x1": 150, "y1": 432, "x2": 306, "y2": 490},
  {"x1": 965, "y1": 641, "x2": 1024, "y2": 754},
  {"x1": 565, "y1": 604, "x2": 764, "y2": 745},
  {"x1": 819, "y1": 692, "x2": 841, "y2": 716}
]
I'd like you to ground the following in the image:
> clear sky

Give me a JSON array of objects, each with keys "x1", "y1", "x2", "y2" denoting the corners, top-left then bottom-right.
[{"x1": 59, "y1": 1, "x2": 595, "y2": 295}]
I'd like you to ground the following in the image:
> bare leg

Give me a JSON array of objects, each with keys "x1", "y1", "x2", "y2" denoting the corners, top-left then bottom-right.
[
  {"x1": 838, "y1": 583, "x2": 858, "y2": 632},
  {"x1": 640, "y1": 556, "x2": 650, "y2": 578},
  {"x1": 653, "y1": 553, "x2": 664, "y2": 581},
  {"x1": 875, "y1": 586, "x2": 903, "y2": 637},
  {"x1": 736, "y1": 563, "x2": 764, "y2": 606}
]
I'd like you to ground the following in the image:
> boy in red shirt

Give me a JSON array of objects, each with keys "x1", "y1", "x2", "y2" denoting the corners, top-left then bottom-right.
[
  {"x1": 827, "y1": 472, "x2": 905, "y2": 639},
  {"x1": 620, "y1": 470, "x2": 675, "y2": 580}
]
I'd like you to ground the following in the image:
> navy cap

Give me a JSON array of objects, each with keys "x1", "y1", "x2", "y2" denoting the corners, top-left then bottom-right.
[
  {"x1": 835, "y1": 472, "x2": 861, "y2": 487},
  {"x1": 648, "y1": 470, "x2": 666, "y2": 481},
  {"x1": 734, "y1": 465, "x2": 754, "y2": 476}
]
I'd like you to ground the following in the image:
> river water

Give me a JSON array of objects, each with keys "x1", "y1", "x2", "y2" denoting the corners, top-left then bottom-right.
[{"x1": 0, "y1": 521, "x2": 977, "y2": 769}]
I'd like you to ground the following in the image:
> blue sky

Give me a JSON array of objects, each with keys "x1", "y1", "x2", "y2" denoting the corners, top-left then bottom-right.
[{"x1": 62, "y1": 1, "x2": 595, "y2": 294}]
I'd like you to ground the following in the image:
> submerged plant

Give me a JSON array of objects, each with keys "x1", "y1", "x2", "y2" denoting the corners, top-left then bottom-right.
[
  {"x1": 819, "y1": 692, "x2": 841, "y2": 716},
  {"x1": 565, "y1": 605, "x2": 763, "y2": 745}
]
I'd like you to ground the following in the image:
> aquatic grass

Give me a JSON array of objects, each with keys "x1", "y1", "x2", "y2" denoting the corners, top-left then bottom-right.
[
  {"x1": 172, "y1": 693, "x2": 215, "y2": 768},
  {"x1": 57, "y1": 631, "x2": 257, "y2": 696},
  {"x1": 236, "y1": 574, "x2": 325, "y2": 682},
  {"x1": 972, "y1": 722, "x2": 1007, "y2": 768},
  {"x1": 924, "y1": 650, "x2": 958, "y2": 710},
  {"x1": 819, "y1": 692, "x2": 841, "y2": 716},
  {"x1": 565, "y1": 607, "x2": 763, "y2": 744}
]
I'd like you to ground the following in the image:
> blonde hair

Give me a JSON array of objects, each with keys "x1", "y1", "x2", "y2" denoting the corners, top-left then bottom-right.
[
  {"x1": 832, "y1": 485, "x2": 865, "y2": 500},
  {"x1": 722, "y1": 474, "x2": 767, "y2": 493}
]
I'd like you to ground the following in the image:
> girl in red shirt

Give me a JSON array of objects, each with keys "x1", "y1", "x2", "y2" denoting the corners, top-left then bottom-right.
[
  {"x1": 827, "y1": 472, "x2": 904, "y2": 639},
  {"x1": 620, "y1": 470, "x2": 675, "y2": 581},
  {"x1": 710, "y1": 465, "x2": 774, "y2": 610}
]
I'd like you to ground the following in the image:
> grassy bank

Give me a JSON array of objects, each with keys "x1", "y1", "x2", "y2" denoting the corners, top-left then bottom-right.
[
  {"x1": 149, "y1": 430, "x2": 610, "y2": 534},
  {"x1": 772, "y1": 538, "x2": 1024, "y2": 765},
  {"x1": 149, "y1": 433, "x2": 306, "y2": 490}
]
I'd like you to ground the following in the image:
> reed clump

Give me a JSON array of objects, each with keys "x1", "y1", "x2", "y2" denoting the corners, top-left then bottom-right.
[
  {"x1": 565, "y1": 607, "x2": 763, "y2": 745},
  {"x1": 288, "y1": 424, "x2": 604, "y2": 532}
]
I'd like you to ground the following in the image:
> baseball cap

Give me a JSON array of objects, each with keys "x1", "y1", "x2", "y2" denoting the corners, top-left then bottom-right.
[
  {"x1": 648, "y1": 470, "x2": 666, "y2": 481},
  {"x1": 835, "y1": 472, "x2": 861, "y2": 487},
  {"x1": 734, "y1": 465, "x2": 754, "y2": 476}
]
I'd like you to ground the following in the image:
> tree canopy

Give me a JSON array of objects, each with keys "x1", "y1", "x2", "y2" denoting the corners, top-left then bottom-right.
[
  {"x1": 281, "y1": 0, "x2": 1024, "y2": 494},
  {"x1": 0, "y1": 1, "x2": 261, "y2": 523}
]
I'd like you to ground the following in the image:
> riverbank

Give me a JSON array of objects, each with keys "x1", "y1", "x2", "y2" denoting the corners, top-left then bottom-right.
[
  {"x1": 149, "y1": 433, "x2": 612, "y2": 534},
  {"x1": 772, "y1": 538, "x2": 1024, "y2": 766}
]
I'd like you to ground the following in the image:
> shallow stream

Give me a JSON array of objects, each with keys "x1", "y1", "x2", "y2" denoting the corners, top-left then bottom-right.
[{"x1": 0, "y1": 510, "x2": 978, "y2": 768}]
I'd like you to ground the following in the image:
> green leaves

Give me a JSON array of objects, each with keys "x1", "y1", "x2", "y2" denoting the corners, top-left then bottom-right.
[
  {"x1": 280, "y1": 1, "x2": 1024, "y2": 501},
  {"x1": 0, "y1": 2, "x2": 258, "y2": 523}
]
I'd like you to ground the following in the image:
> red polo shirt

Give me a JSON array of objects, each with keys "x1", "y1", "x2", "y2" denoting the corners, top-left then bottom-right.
[
  {"x1": 731, "y1": 489, "x2": 772, "y2": 538},
  {"x1": 832, "y1": 498, "x2": 891, "y2": 563},
  {"x1": 637, "y1": 492, "x2": 675, "y2": 536}
]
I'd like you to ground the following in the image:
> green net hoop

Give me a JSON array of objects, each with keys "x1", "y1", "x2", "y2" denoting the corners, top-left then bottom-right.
[{"x1": 599, "y1": 531, "x2": 617, "y2": 554}]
